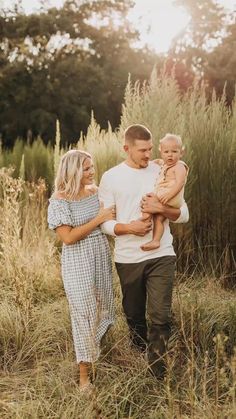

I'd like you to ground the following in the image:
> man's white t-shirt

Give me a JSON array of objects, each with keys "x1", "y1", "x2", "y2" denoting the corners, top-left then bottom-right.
[{"x1": 98, "y1": 161, "x2": 189, "y2": 264}]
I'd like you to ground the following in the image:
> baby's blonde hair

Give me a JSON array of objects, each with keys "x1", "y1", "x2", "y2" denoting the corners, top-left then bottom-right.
[
  {"x1": 159, "y1": 133, "x2": 184, "y2": 150},
  {"x1": 54, "y1": 149, "x2": 91, "y2": 200}
]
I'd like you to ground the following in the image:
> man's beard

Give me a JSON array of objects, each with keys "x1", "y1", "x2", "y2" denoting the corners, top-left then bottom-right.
[{"x1": 139, "y1": 159, "x2": 149, "y2": 168}]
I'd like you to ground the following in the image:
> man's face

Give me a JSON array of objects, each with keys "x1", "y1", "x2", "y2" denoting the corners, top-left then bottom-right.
[{"x1": 124, "y1": 139, "x2": 153, "y2": 169}]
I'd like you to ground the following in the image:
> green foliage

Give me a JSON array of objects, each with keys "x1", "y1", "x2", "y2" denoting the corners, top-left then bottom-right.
[
  {"x1": 19, "y1": 153, "x2": 25, "y2": 179},
  {"x1": 54, "y1": 119, "x2": 61, "y2": 178},
  {"x1": 1, "y1": 0, "x2": 236, "y2": 146},
  {"x1": 0, "y1": 137, "x2": 54, "y2": 187},
  {"x1": 170, "y1": 0, "x2": 236, "y2": 102},
  {"x1": 1, "y1": 138, "x2": 24, "y2": 176},
  {"x1": 203, "y1": 19, "x2": 236, "y2": 103},
  {"x1": 24, "y1": 138, "x2": 54, "y2": 187},
  {"x1": 174, "y1": 0, "x2": 225, "y2": 56},
  {"x1": 0, "y1": 0, "x2": 157, "y2": 145}
]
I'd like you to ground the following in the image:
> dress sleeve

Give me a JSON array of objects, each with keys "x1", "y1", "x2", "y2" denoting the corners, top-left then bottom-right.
[{"x1": 47, "y1": 199, "x2": 74, "y2": 230}]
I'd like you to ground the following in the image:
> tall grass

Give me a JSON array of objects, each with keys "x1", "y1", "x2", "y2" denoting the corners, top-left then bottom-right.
[
  {"x1": 0, "y1": 70, "x2": 235, "y2": 278},
  {"x1": 0, "y1": 137, "x2": 54, "y2": 188},
  {"x1": 120, "y1": 70, "x2": 236, "y2": 280},
  {"x1": 77, "y1": 112, "x2": 123, "y2": 184},
  {"x1": 0, "y1": 171, "x2": 235, "y2": 418}
]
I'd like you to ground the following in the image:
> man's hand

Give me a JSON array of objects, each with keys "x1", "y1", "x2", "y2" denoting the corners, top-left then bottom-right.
[
  {"x1": 141, "y1": 193, "x2": 181, "y2": 221},
  {"x1": 141, "y1": 193, "x2": 165, "y2": 214},
  {"x1": 129, "y1": 217, "x2": 152, "y2": 236}
]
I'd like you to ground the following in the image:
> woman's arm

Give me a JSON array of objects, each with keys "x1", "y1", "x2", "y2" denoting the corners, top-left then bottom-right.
[
  {"x1": 55, "y1": 204, "x2": 115, "y2": 245},
  {"x1": 114, "y1": 217, "x2": 152, "y2": 236}
]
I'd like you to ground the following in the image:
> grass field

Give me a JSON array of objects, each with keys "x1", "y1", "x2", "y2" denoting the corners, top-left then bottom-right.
[
  {"x1": 0, "y1": 169, "x2": 235, "y2": 418},
  {"x1": 0, "y1": 72, "x2": 235, "y2": 417}
]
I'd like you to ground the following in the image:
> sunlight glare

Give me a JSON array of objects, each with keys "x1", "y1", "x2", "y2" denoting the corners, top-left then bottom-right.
[
  {"x1": 128, "y1": 0, "x2": 190, "y2": 53},
  {"x1": 2, "y1": 0, "x2": 236, "y2": 53}
]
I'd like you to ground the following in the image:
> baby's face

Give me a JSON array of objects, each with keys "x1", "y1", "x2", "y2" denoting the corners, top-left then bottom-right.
[{"x1": 160, "y1": 139, "x2": 182, "y2": 166}]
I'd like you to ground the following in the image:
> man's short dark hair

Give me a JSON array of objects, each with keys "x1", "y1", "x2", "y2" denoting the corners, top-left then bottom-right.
[{"x1": 124, "y1": 124, "x2": 152, "y2": 144}]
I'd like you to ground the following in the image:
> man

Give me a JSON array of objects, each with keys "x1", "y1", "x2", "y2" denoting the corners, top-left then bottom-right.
[{"x1": 98, "y1": 124, "x2": 189, "y2": 378}]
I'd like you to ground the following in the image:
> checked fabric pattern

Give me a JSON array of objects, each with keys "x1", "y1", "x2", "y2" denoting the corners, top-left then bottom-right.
[{"x1": 48, "y1": 193, "x2": 114, "y2": 363}]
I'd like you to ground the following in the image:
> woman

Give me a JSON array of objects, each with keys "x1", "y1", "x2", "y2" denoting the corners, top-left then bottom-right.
[{"x1": 48, "y1": 149, "x2": 115, "y2": 391}]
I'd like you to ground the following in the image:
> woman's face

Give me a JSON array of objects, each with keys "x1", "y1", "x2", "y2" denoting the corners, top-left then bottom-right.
[{"x1": 80, "y1": 157, "x2": 95, "y2": 187}]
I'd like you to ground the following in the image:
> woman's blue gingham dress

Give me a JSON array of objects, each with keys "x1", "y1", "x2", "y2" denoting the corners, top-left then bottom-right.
[{"x1": 48, "y1": 193, "x2": 114, "y2": 363}]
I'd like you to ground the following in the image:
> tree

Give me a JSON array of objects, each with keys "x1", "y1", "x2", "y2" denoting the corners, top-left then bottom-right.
[
  {"x1": 170, "y1": 0, "x2": 225, "y2": 72},
  {"x1": 203, "y1": 17, "x2": 236, "y2": 103},
  {"x1": 168, "y1": 0, "x2": 236, "y2": 102},
  {"x1": 0, "y1": 0, "x2": 158, "y2": 145}
]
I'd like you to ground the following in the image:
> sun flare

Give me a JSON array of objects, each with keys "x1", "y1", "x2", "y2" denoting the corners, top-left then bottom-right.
[
  {"x1": 128, "y1": 0, "x2": 190, "y2": 53},
  {"x1": 2, "y1": 0, "x2": 236, "y2": 53},
  {"x1": 4, "y1": 0, "x2": 190, "y2": 52}
]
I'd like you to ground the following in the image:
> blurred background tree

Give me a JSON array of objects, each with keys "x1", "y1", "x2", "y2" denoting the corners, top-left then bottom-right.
[
  {"x1": 169, "y1": 0, "x2": 236, "y2": 100},
  {"x1": 0, "y1": 0, "x2": 235, "y2": 146},
  {"x1": 0, "y1": 0, "x2": 159, "y2": 146}
]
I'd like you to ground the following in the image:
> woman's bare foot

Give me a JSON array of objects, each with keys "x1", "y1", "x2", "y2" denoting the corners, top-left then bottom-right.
[
  {"x1": 79, "y1": 377, "x2": 91, "y2": 389},
  {"x1": 141, "y1": 240, "x2": 160, "y2": 251},
  {"x1": 78, "y1": 361, "x2": 91, "y2": 389},
  {"x1": 79, "y1": 382, "x2": 95, "y2": 397}
]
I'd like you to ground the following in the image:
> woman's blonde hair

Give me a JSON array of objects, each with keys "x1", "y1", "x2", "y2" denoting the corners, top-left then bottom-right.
[{"x1": 54, "y1": 149, "x2": 92, "y2": 200}]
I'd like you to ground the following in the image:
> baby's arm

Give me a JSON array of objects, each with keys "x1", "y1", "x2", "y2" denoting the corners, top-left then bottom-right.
[{"x1": 158, "y1": 163, "x2": 187, "y2": 205}]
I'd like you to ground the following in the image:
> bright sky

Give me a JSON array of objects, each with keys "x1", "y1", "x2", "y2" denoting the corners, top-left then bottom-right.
[{"x1": 1, "y1": 0, "x2": 236, "y2": 52}]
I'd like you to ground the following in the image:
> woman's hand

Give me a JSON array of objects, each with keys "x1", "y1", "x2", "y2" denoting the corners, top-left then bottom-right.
[
  {"x1": 97, "y1": 202, "x2": 116, "y2": 223},
  {"x1": 129, "y1": 217, "x2": 152, "y2": 236}
]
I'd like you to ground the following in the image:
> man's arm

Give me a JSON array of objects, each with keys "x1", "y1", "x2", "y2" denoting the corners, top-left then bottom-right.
[
  {"x1": 99, "y1": 173, "x2": 152, "y2": 236},
  {"x1": 172, "y1": 201, "x2": 189, "y2": 223},
  {"x1": 98, "y1": 172, "x2": 117, "y2": 236},
  {"x1": 141, "y1": 193, "x2": 189, "y2": 223}
]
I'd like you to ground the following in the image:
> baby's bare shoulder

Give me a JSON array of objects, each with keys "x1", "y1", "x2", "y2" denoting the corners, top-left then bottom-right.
[
  {"x1": 173, "y1": 162, "x2": 188, "y2": 181},
  {"x1": 175, "y1": 161, "x2": 188, "y2": 172}
]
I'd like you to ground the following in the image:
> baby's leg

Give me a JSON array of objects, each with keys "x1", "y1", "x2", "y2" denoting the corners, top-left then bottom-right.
[
  {"x1": 141, "y1": 211, "x2": 151, "y2": 221},
  {"x1": 141, "y1": 214, "x2": 166, "y2": 251}
]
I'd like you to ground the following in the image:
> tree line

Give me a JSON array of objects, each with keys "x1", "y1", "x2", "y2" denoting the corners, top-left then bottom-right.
[{"x1": 0, "y1": 0, "x2": 235, "y2": 146}]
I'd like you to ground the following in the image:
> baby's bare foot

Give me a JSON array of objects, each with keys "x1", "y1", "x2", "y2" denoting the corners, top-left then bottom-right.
[{"x1": 141, "y1": 240, "x2": 160, "y2": 251}]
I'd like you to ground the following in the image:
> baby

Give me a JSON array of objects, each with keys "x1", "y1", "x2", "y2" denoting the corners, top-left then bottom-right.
[{"x1": 141, "y1": 133, "x2": 188, "y2": 251}]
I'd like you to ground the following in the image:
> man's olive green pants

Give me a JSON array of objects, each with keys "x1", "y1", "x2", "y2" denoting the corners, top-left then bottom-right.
[{"x1": 115, "y1": 255, "x2": 176, "y2": 377}]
